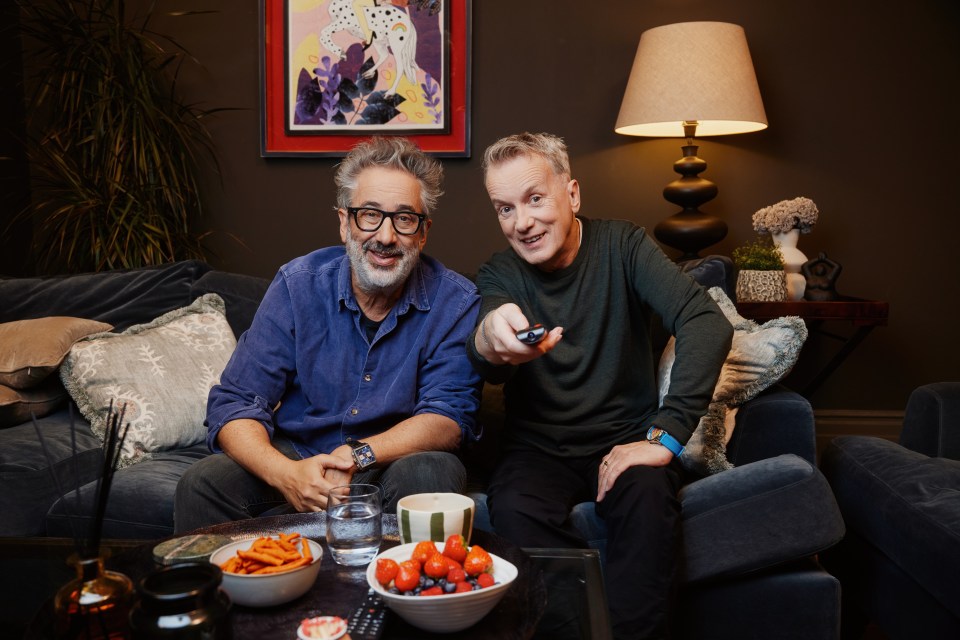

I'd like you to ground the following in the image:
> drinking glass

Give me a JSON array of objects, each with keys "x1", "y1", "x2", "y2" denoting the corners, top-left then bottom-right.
[{"x1": 326, "y1": 484, "x2": 382, "y2": 566}]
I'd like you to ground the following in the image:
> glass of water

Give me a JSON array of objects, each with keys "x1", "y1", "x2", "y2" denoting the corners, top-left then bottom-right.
[{"x1": 326, "y1": 484, "x2": 382, "y2": 566}]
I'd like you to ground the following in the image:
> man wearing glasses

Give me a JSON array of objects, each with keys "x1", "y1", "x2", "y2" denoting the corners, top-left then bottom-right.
[{"x1": 175, "y1": 137, "x2": 482, "y2": 531}]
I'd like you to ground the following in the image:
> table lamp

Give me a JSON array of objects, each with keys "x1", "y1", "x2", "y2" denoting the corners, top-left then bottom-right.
[{"x1": 615, "y1": 21, "x2": 767, "y2": 260}]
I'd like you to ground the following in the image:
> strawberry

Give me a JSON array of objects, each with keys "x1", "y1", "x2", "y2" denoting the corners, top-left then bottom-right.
[
  {"x1": 442, "y1": 534, "x2": 468, "y2": 564},
  {"x1": 411, "y1": 540, "x2": 439, "y2": 567},
  {"x1": 463, "y1": 545, "x2": 493, "y2": 576},
  {"x1": 446, "y1": 566, "x2": 466, "y2": 584},
  {"x1": 374, "y1": 558, "x2": 399, "y2": 586},
  {"x1": 394, "y1": 560, "x2": 421, "y2": 593},
  {"x1": 423, "y1": 552, "x2": 449, "y2": 579},
  {"x1": 420, "y1": 586, "x2": 444, "y2": 596},
  {"x1": 454, "y1": 580, "x2": 473, "y2": 593},
  {"x1": 477, "y1": 572, "x2": 495, "y2": 588}
]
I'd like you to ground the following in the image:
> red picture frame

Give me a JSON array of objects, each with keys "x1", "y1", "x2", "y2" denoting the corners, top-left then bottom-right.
[{"x1": 259, "y1": 0, "x2": 472, "y2": 157}]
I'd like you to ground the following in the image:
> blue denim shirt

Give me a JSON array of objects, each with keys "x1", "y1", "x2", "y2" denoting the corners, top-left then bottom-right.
[{"x1": 206, "y1": 247, "x2": 483, "y2": 458}]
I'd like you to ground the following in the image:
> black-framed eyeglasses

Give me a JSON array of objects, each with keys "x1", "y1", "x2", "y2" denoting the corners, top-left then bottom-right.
[{"x1": 347, "y1": 207, "x2": 427, "y2": 235}]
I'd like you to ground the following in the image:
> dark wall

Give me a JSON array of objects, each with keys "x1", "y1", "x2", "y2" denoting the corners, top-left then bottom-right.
[
  {"x1": 0, "y1": 0, "x2": 31, "y2": 276},
  {"x1": 10, "y1": 0, "x2": 960, "y2": 412}
]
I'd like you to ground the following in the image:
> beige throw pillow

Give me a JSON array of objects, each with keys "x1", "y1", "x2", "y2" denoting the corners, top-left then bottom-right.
[
  {"x1": 0, "y1": 317, "x2": 113, "y2": 389},
  {"x1": 60, "y1": 294, "x2": 236, "y2": 468},
  {"x1": 0, "y1": 380, "x2": 68, "y2": 427}
]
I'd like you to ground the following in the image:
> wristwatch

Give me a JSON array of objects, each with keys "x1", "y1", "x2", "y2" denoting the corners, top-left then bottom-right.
[
  {"x1": 347, "y1": 440, "x2": 376, "y2": 470},
  {"x1": 646, "y1": 426, "x2": 685, "y2": 457}
]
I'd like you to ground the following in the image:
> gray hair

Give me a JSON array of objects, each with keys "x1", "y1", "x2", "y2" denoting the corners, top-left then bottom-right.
[
  {"x1": 335, "y1": 136, "x2": 444, "y2": 214},
  {"x1": 482, "y1": 132, "x2": 571, "y2": 181}
]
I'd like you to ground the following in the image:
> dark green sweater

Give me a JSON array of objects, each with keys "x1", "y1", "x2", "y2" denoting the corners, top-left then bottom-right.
[{"x1": 467, "y1": 217, "x2": 732, "y2": 458}]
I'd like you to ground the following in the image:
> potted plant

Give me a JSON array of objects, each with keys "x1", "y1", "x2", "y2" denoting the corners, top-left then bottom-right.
[
  {"x1": 14, "y1": 0, "x2": 220, "y2": 274},
  {"x1": 732, "y1": 237, "x2": 787, "y2": 302}
]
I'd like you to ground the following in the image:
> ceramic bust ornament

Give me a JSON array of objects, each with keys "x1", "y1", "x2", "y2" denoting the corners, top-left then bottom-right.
[{"x1": 751, "y1": 197, "x2": 819, "y2": 301}]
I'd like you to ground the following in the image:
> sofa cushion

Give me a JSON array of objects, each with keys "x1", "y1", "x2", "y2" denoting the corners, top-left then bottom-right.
[
  {"x1": 658, "y1": 287, "x2": 808, "y2": 475},
  {"x1": 0, "y1": 317, "x2": 113, "y2": 389},
  {"x1": 46, "y1": 442, "x2": 210, "y2": 539},
  {"x1": 821, "y1": 435, "x2": 960, "y2": 618},
  {"x1": 0, "y1": 380, "x2": 67, "y2": 427},
  {"x1": 565, "y1": 454, "x2": 844, "y2": 584},
  {"x1": 0, "y1": 260, "x2": 212, "y2": 331},
  {"x1": 0, "y1": 408, "x2": 103, "y2": 536},
  {"x1": 189, "y1": 270, "x2": 270, "y2": 338},
  {"x1": 679, "y1": 454, "x2": 844, "y2": 583},
  {"x1": 60, "y1": 294, "x2": 236, "y2": 468}
]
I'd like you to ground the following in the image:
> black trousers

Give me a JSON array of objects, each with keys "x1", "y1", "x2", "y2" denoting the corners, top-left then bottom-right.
[{"x1": 487, "y1": 448, "x2": 684, "y2": 640}]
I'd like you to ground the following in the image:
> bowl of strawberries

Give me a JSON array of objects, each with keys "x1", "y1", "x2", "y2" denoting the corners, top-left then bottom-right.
[{"x1": 365, "y1": 534, "x2": 518, "y2": 633}]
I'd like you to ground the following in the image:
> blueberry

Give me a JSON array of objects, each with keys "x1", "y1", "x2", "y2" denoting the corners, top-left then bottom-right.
[
  {"x1": 423, "y1": 578, "x2": 436, "y2": 589},
  {"x1": 443, "y1": 582, "x2": 457, "y2": 593}
]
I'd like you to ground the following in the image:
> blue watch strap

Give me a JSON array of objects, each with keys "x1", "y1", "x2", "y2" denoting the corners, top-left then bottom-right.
[{"x1": 647, "y1": 426, "x2": 685, "y2": 457}]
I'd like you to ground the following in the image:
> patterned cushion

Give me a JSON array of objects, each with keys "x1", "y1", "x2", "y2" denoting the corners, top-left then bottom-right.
[
  {"x1": 658, "y1": 287, "x2": 808, "y2": 475},
  {"x1": 59, "y1": 294, "x2": 236, "y2": 468}
]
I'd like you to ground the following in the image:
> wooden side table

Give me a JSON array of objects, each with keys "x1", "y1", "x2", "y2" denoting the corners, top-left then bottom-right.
[{"x1": 735, "y1": 297, "x2": 889, "y2": 397}]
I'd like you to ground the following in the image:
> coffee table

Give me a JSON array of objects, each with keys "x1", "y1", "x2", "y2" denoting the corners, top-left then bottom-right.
[{"x1": 10, "y1": 513, "x2": 611, "y2": 639}]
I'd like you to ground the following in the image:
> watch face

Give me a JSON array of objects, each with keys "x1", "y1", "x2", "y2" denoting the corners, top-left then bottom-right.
[
  {"x1": 647, "y1": 427, "x2": 662, "y2": 442},
  {"x1": 352, "y1": 443, "x2": 375, "y2": 468}
]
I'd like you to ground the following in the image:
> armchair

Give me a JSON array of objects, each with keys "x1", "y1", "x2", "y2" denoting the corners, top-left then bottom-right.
[{"x1": 821, "y1": 381, "x2": 960, "y2": 639}]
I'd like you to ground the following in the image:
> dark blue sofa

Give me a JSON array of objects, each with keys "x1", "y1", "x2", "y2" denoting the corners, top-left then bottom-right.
[
  {"x1": 821, "y1": 382, "x2": 960, "y2": 639},
  {"x1": 1, "y1": 259, "x2": 846, "y2": 639}
]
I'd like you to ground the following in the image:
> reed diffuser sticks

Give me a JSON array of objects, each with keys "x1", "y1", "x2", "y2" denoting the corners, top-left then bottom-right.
[{"x1": 32, "y1": 400, "x2": 131, "y2": 558}]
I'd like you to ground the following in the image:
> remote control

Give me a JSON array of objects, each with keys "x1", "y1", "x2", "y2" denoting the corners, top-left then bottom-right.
[
  {"x1": 516, "y1": 324, "x2": 546, "y2": 345},
  {"x1": 346, "y1": 589, "x2": 387, "y2": 640}
]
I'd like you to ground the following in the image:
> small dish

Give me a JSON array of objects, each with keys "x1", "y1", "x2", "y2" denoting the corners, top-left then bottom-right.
[{"x1": 297, "y1": 615, "x2": 347, "y2": 640}]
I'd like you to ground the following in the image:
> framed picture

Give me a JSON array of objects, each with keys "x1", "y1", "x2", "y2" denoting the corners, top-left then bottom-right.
[{"x1": 260, "y1": 0, "x2": 472, "y2": 157}]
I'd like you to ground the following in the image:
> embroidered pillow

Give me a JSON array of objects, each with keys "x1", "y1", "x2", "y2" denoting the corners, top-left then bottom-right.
[
  {"x1": 60, "y1": 294, "x2": 236, "y2": 467},
  {"x1": 658, "y1": 287, "x2": 808, "y2": 475}
]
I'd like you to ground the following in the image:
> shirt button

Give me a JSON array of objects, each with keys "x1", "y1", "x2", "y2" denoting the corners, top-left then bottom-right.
[
  {"x1": 363, "y1": 374, "x2": 372, "y2": 382},
  {"x1": 351, "y1": 408, "x2": 358, "y2": 415}
]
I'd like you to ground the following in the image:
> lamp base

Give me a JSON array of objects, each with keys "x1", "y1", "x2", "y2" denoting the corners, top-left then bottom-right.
[
  {"x1": 655, "y1": 143, "x2": 726, "y2": 261},
  {"x1": 654, "y1": 212, "x2": 727, "y2": 262}
]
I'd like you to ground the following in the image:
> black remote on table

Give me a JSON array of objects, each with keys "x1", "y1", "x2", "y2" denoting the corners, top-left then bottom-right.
[{"x1": 346, "y1": 589, "x2": 387, "y2": 640}]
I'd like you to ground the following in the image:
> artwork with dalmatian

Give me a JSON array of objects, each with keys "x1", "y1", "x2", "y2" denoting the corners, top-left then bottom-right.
[{"x1": 290, "y1": 0, "x2": 446, "y2": 130}]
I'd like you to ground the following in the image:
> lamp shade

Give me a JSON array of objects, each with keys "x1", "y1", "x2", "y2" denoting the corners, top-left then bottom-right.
[{"x1": 615, "y1": 22, "x2": 767, "y2": 137}]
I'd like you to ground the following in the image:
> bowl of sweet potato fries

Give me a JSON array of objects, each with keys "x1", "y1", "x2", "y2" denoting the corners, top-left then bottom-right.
[{"x1": 209, "y1": 532, "x2": 323, "y2": 607}]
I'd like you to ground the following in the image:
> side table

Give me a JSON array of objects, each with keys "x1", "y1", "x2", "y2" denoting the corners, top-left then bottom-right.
[{"x1": 735, "y1": 297, "x2": 889, "y2": 397}]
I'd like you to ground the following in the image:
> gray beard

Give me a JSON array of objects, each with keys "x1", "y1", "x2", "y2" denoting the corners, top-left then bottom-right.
[{"x1": 345, "y1": 233, "x2": 419, "y2": 294}]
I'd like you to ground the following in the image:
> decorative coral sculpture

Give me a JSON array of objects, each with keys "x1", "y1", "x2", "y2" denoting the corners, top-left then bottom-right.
[{"x1": 751, "y1": 197, "x2": 819, "y2": 235}]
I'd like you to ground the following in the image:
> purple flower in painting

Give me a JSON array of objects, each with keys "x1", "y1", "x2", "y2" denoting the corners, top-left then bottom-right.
[
  {"x1": 420, "y1": 73, "x2": 441, "y2": 124},
  {"x1": 315, "y1": 56, "x2": 343, "y2": 125}
]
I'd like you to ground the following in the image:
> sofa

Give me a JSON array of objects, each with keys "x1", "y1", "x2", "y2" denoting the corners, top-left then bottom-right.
[
  {"x1": 821, "y1": 382, "x2": 960, "y2": 639},
  {"x1": 1, "y1": 259, "x2": 846, "y2": 639}
]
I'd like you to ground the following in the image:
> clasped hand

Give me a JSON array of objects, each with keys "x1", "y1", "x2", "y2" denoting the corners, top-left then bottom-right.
[
  {"x1": 276, "y1": 447, "x2": 356, "y2": 512},
  {"x1": 477, "y1": 304, "x2": 564, "y2": 366}
]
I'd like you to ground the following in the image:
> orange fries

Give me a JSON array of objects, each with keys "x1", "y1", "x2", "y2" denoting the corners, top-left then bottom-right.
[{"x1": 219, "y1": 532, "x2": 315, "y2": 575}]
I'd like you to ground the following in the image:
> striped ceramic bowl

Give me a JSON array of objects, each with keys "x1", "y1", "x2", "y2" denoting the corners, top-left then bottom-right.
[{"x1": 396, "y1": 492, "x2": 476, "y2": 545}]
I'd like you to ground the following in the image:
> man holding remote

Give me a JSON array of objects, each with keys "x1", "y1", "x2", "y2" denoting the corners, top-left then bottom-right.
[
  {"x1": 175, "y1": 136, "x2": 482, "y2": 532},
  {"x1": 467, "y1": 132, "x2": 732, "y2": 639}
]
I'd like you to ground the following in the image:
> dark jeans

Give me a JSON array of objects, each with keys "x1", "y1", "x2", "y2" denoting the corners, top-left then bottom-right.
[
  {"x1": 487, "y1": 448, "x2": 683, "y2": 640},
  {"x1": 174, "y1": 436, "x2": 466, "y2": 533}
]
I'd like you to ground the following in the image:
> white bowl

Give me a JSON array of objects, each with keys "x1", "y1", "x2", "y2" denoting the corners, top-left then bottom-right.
[
  {"x1": 396, "y1": 492, "x2": 476, "y2": 545},
  {"x1": 365, "y1": 542, "x2": 517, "y2": 633},
  {"x1": 209, "y1": 536, "x2": 323, "y2": 607}
]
